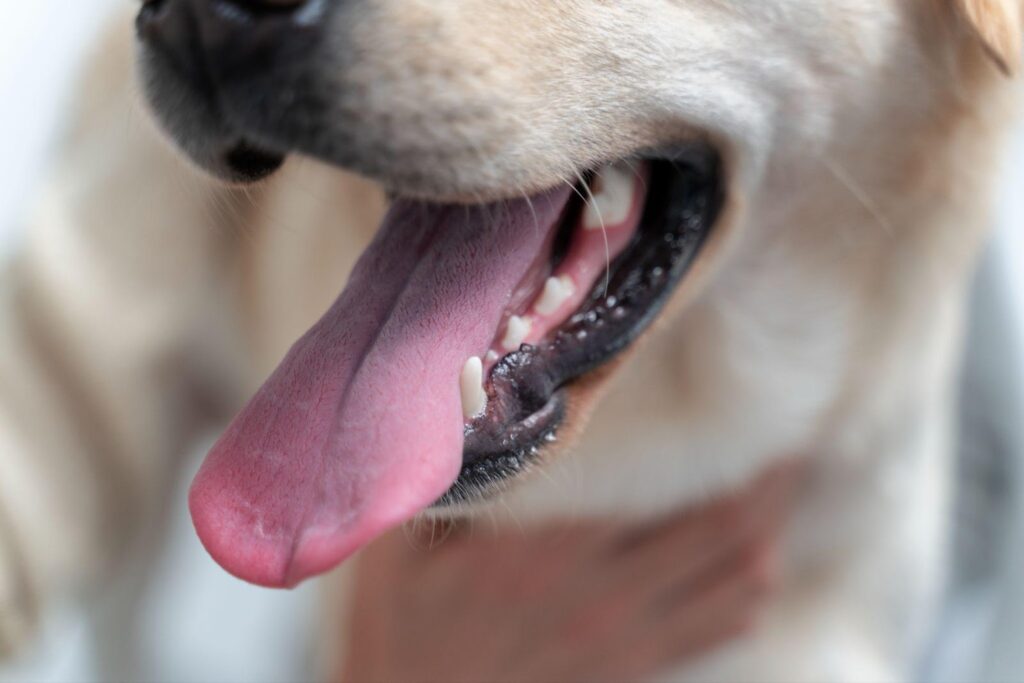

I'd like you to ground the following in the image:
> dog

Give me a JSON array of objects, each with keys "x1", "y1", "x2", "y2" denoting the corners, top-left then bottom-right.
[{"x1": 0, "y1": 0, "x2": 1021, "y2": 679}]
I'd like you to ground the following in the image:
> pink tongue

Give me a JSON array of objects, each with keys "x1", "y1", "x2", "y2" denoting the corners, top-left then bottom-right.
[{"x1": 189, "y1": 187, "x2": 572, "y2": 587}]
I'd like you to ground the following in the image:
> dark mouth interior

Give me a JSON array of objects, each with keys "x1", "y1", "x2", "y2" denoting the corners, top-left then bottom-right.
[{"x1": 438, "y1": 149, "x2": 725, "y2": 506}]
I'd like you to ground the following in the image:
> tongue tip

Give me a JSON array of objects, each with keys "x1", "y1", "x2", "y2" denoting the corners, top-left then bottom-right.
[
  {"x1": 188, "y1": 480, "x2": 369, "y2": 588},
  {"x1": 188, "y1": 479, "x2": 301, "y2": 588},
  {"x1": 187, "y1": 460, "x2": 459, "y2": 588}
]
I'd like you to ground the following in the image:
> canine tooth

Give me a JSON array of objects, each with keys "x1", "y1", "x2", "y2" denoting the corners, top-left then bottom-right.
[
  {"x1": 486, "y1": 350, "x2": 500, "y2": 363},
  {"x1": 535, "y1": 276, "x2": 575, "y2": 316},
  {"x1": 460, "y1": 356, "x2": 487, "y2": 419},
  {"x1": 501, "y1": 315, "x2": 532, "y2": 351},
  {"x1": 584, "y1": 162, "x2": 635, "y2": 230}
]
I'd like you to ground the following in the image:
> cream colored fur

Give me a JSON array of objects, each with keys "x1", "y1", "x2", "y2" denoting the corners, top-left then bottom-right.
[{"x1": 0, "y1": 1, "x2": 1021, "y2": 680}]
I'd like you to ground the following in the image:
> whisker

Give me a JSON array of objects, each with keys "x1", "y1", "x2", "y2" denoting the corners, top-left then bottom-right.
[
  {"x1": 623, "y1": 157, "x2": 650, "y2": 195},
  {"x1": 521, "y1": 190, "x2": 541, "y2": 238},
  {"x1": 497, "y1": 497, "x2": 527, "y2": 537},
  {"x1": 820, "y1": 155, "x2": 893, "y2": 236},
  {"x1": 576, "y1": 169, "x2": 612, "y2": 297}
]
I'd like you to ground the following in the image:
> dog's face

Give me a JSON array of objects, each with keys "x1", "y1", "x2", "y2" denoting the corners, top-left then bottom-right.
[{"x1": 135, "y1": 0, "x2": 1018, "y2": 586}]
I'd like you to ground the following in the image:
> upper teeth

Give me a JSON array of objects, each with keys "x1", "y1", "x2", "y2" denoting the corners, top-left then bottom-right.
[
  {"x1": 584, "y1": 162, "x2": 635, "y2": 230},
  {"x1": 535, "y1": 275, "x2": 575, "y2": 316},
  {"x1": 460, "y1": 356, "x2": 487, "y2": 420},
  {"x1": 502, "y1": 315, "x2": 532, "y2": 351}
]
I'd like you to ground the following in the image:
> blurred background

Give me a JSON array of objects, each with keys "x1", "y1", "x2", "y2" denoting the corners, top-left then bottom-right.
[
  {"x1": 1, "y1": 2, "x2": 1023, "y2": 682},
  {"x1": 0, "y1": 3, "x2": 318, "y2": 682}
]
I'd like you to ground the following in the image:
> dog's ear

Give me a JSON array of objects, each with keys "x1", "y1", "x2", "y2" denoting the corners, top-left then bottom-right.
[{"x1": 953, "y1": 0, "x2": 1023, "y2": 75}]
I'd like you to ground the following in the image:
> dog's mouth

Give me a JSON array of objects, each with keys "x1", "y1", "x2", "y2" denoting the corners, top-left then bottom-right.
[
  {"x1": 449, "y1": 152, "x2": 722, "y2": 505},
  {"x1": 188, "y1": 147, "x2": 723, "y2": 587}
]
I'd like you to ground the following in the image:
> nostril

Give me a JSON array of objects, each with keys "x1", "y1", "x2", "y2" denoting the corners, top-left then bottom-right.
[
  {"x1": 138, "y1": 0, "x2": 311, "y2": 35},
  {"x1": 219, "y1": 0, "x2": 309, "y2": 18},
  {"x1": 136, "y1": 0, "x2": 168, "y2": 36},
  {"x1": 249, "y1": 0, "x2": 306, "y2": 6}
]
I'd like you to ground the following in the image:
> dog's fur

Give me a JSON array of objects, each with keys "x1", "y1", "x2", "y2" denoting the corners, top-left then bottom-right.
[{"x1": 1, "y1": 1, "x2": 1021, "y2": 680}]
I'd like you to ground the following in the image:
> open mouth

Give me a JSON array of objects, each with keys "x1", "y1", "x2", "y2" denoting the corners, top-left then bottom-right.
[
  {"x1": 448, "y1": 150, "x2": 722, "y2": 505},
  {"x1": 135, "y1": 0, "x2": 726, "y2": 588},
  {"x1": 187, "y1": 145, "x2": 723, "y2": 587}
]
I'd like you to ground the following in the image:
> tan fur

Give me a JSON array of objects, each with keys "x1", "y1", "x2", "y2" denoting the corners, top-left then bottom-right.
[
  {"x1": 0, "y1": 1, "x2": 1021, "y2": 680},
  {"x1": 955, "y1": 0, "x2": 1024, "y2": 74}
]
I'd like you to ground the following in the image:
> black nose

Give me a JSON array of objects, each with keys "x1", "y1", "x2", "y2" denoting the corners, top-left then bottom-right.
[{"x1": 136, "y1": 0, "x2": 313, "y2": 79}]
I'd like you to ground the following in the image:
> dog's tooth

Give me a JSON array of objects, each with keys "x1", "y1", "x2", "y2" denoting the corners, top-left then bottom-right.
[
  {"x1": 486, "y1": 350, "x2": 500, "y2": 363},
  {"x1": 501, "y1": 315, "x2": 532, "y2": 351},
  {"x1": 584, "y1": 162, "x2": 635, "y2": 230},
  {"x1": 535, "y1": 275, "x2": 575, "y2": 316},
  {"x1": 460, "y1": 356, "x2": 487, "y2": 419}
]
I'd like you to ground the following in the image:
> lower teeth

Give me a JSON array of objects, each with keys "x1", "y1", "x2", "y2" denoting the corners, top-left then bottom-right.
[{"x1": 459, "y1": 356, "x2": 488, "y2": 419}]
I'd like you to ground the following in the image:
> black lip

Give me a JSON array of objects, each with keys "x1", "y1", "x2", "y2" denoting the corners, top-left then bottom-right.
[
  {"x1": 223, "y1": 141, "x2": 286, "y2": 181},
  {"x1": 436, "y1": 150, "x2": 725, "y2": 507}
]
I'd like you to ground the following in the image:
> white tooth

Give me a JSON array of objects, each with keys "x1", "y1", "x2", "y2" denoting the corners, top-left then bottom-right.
[
  {"x1": 584, "y1": 162, "x2": 635, "y2": 230},
  {"x1": 460, "y1": 356, "x2": 487, "y2": 419},
  {"x1": 501, "y1": 315, "x2": 532, "y2": 351},
  {"x1": 486, "y1": 350, "x2": 500, "y2": 363},
  {"x1": 534, "y1": 275, "x2": 575, "y2": 316}
]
